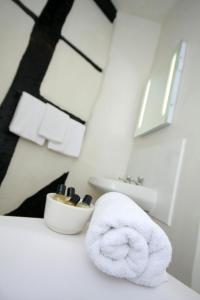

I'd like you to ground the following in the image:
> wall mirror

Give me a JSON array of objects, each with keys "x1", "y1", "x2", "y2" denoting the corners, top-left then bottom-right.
[{"x1": 135, "y1": 40, "x2": 186, "y2": 137}]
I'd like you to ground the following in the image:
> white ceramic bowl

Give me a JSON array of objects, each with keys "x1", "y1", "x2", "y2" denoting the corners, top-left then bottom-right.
[{"x1": 44, "y1": 193, "x2": 94, "y2": 234}]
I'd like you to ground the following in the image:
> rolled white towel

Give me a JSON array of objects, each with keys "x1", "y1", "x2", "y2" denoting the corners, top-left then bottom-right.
[{"x1": 85, "y1": 192, "x2": 172, "y2": 287}]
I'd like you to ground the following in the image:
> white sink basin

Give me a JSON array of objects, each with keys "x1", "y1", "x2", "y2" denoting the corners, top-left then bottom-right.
[{"x1": 89, "y1": 176, "x2": 157, "y2": 213}]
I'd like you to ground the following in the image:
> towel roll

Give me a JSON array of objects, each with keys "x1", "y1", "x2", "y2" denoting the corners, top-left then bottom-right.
[{"x1": 85, "y1": 192, "x2": 172, "y2": 287}]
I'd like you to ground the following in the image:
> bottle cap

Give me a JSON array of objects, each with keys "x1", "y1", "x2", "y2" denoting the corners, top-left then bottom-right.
[
  {"x1": 82, "y1": 195, "x2": 92, "y2": 206},
  {"x1": 67, "y1": 187, "x2": 75, "y2": 197},
  {"x1": 70, "y1": 194, "x2": 80, "y2": 206},
  {"x1": 56, "y1": 184, "x2": 66, "y2": 195}
]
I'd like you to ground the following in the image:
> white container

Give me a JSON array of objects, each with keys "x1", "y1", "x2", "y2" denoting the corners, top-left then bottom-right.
[{"x1": 44, "y1": 193, "x2": 94, "y2": 234}]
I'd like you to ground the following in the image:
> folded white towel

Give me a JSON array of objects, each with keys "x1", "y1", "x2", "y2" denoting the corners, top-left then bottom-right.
[
  {"x1": 9, "y1": 92, "x2": 46, "y2": 145},
  {"x1": 48, "y1": 118, "x2": 86, "y2": 157},
  {"x1": 86, "y1": 192, "x2": 172, "y2": 287},
  {"x1": 38, "y1": 103, "x2": 70, "y2": 143}
]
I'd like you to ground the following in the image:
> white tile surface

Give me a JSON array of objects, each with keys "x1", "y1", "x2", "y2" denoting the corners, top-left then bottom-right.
[
  {"x1": 127, "y1": 139, "x2": 186, "y2": 225},
  {"x1": 0, "y1": 216, "x2": 199, "y2": 300}
]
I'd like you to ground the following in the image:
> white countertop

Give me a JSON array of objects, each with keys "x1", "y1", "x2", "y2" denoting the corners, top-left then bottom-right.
[{"x1": 0, "y1": 216, "x2": 199, "y2": 300}]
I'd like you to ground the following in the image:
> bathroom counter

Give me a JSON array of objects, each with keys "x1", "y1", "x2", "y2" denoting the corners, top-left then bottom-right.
[{"x1": 0, "y1": 216, "x2": 199, "y2": 300}]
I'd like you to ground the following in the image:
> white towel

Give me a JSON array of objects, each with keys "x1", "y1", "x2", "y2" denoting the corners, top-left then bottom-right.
[
  {"x1": 48, "y1": 118, "x2": 86, "y2": 157},
  {"x1": 9, "y1": 92, "x2": 46, "y2": 145},
  {"x1": 38, "y1": 103, "x2": 70, "y2": 143},
  {"x1": 86, "y1": 192, "x2": 172, "y2": 287}
]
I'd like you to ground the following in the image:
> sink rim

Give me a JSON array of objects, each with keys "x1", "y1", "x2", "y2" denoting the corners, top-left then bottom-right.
[
  {"x1": 89, "y1": 176, "x2": 155, "y2": 192},
  {"x1": 89, "y1": 176, "x2": 157, "y2": 213}
]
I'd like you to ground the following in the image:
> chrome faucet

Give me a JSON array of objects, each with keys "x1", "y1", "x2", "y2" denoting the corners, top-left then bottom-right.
[{"x1": 118, "y1": 176, "x2": 144, "y2": 185}]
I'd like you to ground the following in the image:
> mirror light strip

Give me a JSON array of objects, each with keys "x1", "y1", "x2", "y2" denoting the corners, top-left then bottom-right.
[
  {"x1": 162, "y1": 53, "x2": 177, "y2": 116},
  {"x1": 138, "y1": 80, "x2": 151, "y2": 128}
]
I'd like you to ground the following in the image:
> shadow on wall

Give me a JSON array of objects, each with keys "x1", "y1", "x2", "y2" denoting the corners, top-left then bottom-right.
[{"x1": 6, "y1": 172, "x2": 69, "y2": 217}]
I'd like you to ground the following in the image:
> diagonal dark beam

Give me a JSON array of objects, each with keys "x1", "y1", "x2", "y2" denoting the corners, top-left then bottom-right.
[
  {"x1": 11, "y1": 0, "x2": 37, "y2": 21},
  {"x1": 39, "y1": 94, "x2": 85, "y2": 125},
  {"x1": 60, "y1": 36, "x2": 102, "y2": 72},
  {"x1": 0, "y1": 0, "x2": 74, "y2": 185},
  {"x1": 93, "y1": 0, "x2": 117, "y2": 23},
  {"x1": 11, "y1": 0, "x2": 110, "y2": 72}
]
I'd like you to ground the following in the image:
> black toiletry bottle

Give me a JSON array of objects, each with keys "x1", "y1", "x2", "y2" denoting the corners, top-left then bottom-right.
[
  {"x1": 53, "y1": 184, "x2": 66, "y2": 203},
  {"x1": 64, "y1": 187, "x2": 75, "y2": 203},
  {"x1": 77, "y1": 195, "x2": 92, "y2": 208},
  {"x1": 65, "y1": 194, "x2": 80, "y2": 206}
]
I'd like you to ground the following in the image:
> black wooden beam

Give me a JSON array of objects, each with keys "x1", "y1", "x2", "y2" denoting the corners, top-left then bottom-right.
[
  {"x1": 39, "y1": 94, "x2": 85, "y2": 125},
  {"x1": 60, "y1": 36, "x2": 102, "y2": 72},
  {"x1": 11, "y1": 0, "x2": 37, "y2": 21},
  {"x1": 10, "y1": 0, "x2": 103, "y2": 72},
  {"x1": 93, "y1": 0, "x2": 117, "y2": 23}
]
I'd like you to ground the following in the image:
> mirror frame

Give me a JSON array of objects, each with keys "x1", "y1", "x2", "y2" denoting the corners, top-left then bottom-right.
[{"x1": 135, "y1": 40, "x2": 187, "y2": 137}]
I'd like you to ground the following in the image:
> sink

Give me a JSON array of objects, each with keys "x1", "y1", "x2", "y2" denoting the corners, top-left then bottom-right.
[{"x1": 89, "y1": 176, "x2": 157, "y2": 213}]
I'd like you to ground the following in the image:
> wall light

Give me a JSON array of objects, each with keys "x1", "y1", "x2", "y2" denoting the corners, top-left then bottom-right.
[
  {"x1": 162, "y1": 53, "x2": 177, "y2": 116},
  {"x1": 137, "y1": 79, "x2": 151, "y2": 128}
]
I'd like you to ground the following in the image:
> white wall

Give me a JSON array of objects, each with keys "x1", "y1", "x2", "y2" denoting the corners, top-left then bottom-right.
[
  {"x1": 41, "y1": 0, "x2": 113, "y2": 121},
  {"x1": 127, "y1": 0, "x2": 200, "y2": 289},
  {"x1": 20, "y1": 0, "x2": 47, "y2": 16},
  {"x1": 66, "y1": 13, "x2": 160, "y2": 198},
  {"x1": 0, "y1": 0, "x2": 34, "y2": 104},
  {"x1": 61, "y1": 0, "x2": 113, "y2": 69},
  {"x1": 40, "y1": 40, "x2": 102, "y2": 121}
]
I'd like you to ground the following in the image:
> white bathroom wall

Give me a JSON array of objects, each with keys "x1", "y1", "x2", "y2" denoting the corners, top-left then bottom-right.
[
  {"x1": 127, "y1": 0, "x2": 200, "y2": 288},
  {"x1": 0, "y1": 1, "x2": 34, "y2": 104},
  {"x1": 66, "y1": 13, "x2": 160, "y2": 197},
  {"x1": 61, "y1": 0, "x2": 113, "y2": 68},
  {"x1": 41, "y1": 0, "x2": 114, "y2": 121},
  {"x1": 40, "y1": 40, "x2": 102, "y2": 121},
  {"x1": 127, "y1": 138, "x2": 186, "y2": 225},
  {"x1": 20, "y1": 0, "x2": 47, "y2": 16}
]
